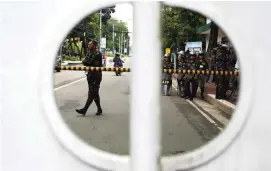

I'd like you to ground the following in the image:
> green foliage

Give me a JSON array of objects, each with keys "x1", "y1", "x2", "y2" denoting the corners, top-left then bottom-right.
[
  {"x1": 62, "y1": 55, "x2": 81, "y2": 61},
  {"x1": 62, "y1": 6, "x2": 129, "y2": 58},
  {"x1": 161, "y1": 5, "x2": 206, "y2": 50},
  {"x1": 102, "y1": 19, "x2": 129, "y2": 52},
  {"x1": 101, "y1": 6, "x2": 116, "y2": 24}
]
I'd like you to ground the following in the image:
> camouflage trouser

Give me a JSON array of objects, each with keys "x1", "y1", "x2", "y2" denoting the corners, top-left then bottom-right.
[
  {"x1": 184, "y1": 74, "x2": 197, "y2": 99},
  {"x1": 196, "y1": 75, "x2": 206, "y2": 97},
  {"x1": 216, "y1": 75, "x2": 226, "y2": 99},
  {"x1": 228, "y1": 75, "x2": 236, "y2": 89},
  {"x1": 228, "y1": 68, "x2": 236, "y2": 89},
  {"x1": 177, "y1": 74, "x2": 186, "y2": 97},
  {"x1": 161, "y1": 73, "x2": 172, "y2": 93}
]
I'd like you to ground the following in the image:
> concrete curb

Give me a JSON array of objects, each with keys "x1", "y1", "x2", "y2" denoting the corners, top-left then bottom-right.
[
  {"x1": 172, "y1": 74, "x2": 235, "y2": 116},
  {"x1": 204, "y1": 94, "x2": 235, "y2": 117}
]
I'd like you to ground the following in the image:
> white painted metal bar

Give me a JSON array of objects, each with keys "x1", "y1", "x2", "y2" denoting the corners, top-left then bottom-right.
[{"x1": 130, "y1": 2, "x2": 161, "y2": 171}]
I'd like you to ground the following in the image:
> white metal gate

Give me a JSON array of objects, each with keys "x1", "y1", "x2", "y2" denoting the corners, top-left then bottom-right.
[{"x1": 2, "y1": 0, "x2": 271, "y2": 171}]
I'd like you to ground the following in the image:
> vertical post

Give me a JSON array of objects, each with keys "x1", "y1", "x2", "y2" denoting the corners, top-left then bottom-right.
[
  {"x1": 130, "y1": 2, "x2": 161, "y2": 171},
  {"x1": 119, "y1": 36, "x2": 121, "y2": 53},
  {"x1": 113, "y1": 24, "x2": 115, "y2": 54},
  {"x1": 121, "y1": 31, "x2": 124, "y2": 54},
  {"x1": 99, "y1": 9, "x2": 102, "y2": 52},
  {"x1": 120, "y1": 31, "x2": 122, "y2": 54},
  {"x1": 84, "y1": 32, "x2": 87, "y2": 51}
]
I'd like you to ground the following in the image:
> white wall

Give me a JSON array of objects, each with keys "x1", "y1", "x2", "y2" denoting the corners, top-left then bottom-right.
[
  {"x1": 204, "y1": 28, "x2": 226, "y2": 51},
  {"x1": 217, "y1": 29, "x2": 226, "y2": 43},
  {"x1": 205, "y1": 34, "x2": 210, "y2": 52}
]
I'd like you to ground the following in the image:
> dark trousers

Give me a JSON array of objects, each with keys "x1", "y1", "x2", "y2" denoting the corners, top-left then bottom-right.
[
  {"x1": 216, "y1": 75, "x2": 226, "y2": 99},
  {"x1": 184, "y1": 78, "x2": 196, "y2": 99},
  {"x1": 167, "y1": 79, "x2": 172, "y2": 92},
  {"x1": 83, "y1": 72, "x2": 102, "y2": 111},
  {"x1": 177, "y1": 78, "x2": 185, "y2": 97}
]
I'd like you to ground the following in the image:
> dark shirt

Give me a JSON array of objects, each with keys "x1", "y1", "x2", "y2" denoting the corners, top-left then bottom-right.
[
  {"x1": 163, "y1": 60, "x2": 173, "y2": 70},
  {"x1": 113, "y1": 57, "x2": 124, "y2": 67},
  {"x1": 227, "y1": 53, "x2": 237, "y2": 70},
  {"x1": 215, "y1": 52, "x2": 227, "y2": 70},
  {"x1": 82, "y1": 50, "x2": 102, "y2": 79},
  {"x1": 196, "y1": 59, "x2": 209, "y2": 70}
]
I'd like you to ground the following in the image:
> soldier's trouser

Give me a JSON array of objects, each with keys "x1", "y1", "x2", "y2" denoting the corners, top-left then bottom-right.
[
  {"x1": 228, "y1": 75, "x2": 235, "y2": 89},
  {"x1": 184, "y1": 78, "x2": 196, "y2": 98},
  {"x1": 177, "y1": 74, "x2": 185, "y2": 97},
  {"x1": 177, "y1": 78, "x2": 184, "y2": 97},
  {"x1": 83, "y1": 73, "x2": 102, "y2": 111},
  {"x1": 166, "y1": 79, "x2": 172, "y2": 93},
  {"x1": 162, "y1": 73, "x2": 172, "y2": 93},
  {"x1": 192, "y1": 78, "x2": 198, "y2": 97},
  {"x1": 216, "y1": 75, "x2": 226, "y2": 99},
  {"x1": 198, "y1": 75, "x2": 206, "y2": 97}
]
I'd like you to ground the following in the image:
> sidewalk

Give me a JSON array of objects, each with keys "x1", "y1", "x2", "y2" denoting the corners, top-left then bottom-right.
[
  {"x1": 172, "y1": 74, "x2": 237, "y2": 117},
  {"x1": 204, "y1": 82, "x2": 238, "y2": 105}
]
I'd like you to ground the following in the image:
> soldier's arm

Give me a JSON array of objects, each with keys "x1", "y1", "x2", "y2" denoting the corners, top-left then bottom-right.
[
  {"x1": 94, "y1": 53, "x2": 102, "y2": 66},
  {"x1": 204, "y1": 60, "x2": 209, "y2": 69},
  {"x1": 82, "y1": 57, "x2": 92, "y2": 66}
]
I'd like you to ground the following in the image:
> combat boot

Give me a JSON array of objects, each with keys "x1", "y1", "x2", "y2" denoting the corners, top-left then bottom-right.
[
  {"x1": 94, "y1": 96, "x2": 103, "y2": 115},
  {"x1": 200, "y1": 87, "x2": 205, "y2": 99}
]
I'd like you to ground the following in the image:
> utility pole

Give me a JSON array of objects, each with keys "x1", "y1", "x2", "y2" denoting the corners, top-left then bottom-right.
[
  {"x1": 121, "y1": 31, "x2": 124, "y2": 54},
  {"x1": 112, "y1": 24, "x2": 115, "y2": 54},
  {"x1": 119, "y1": 36, "x2": 121, "y2": 53},
  {"x1": 120, "y1": 32, "x2": 122, "y2": 53},
  {"x1": 99, "y1": 9, "x2": 102, "y2": 52}
]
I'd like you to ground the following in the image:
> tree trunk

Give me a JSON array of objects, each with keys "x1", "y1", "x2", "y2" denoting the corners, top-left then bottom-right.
[
  {"x1": 67, "y1": 38, "x2": 75, "y2": 56},
  {"x1": 73, "y1": 38, "x2": 82, "y2": 60},
  {"x1": 207, "y1": 22, "x2": 218, "y2": 57}
]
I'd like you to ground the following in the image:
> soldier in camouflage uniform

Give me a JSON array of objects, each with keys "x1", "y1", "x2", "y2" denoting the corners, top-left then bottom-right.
[
  {"x1": 207, "y1": 48, "x2": 217, "y2": 83},
  {"x1": 162, "y1": 55, "x2": 174, "y2": 95},
  {"x1": 195, "y1": 53, "x2": 209, "y2": 99},
  {"x1": 215, "y1": 44, "x2": 228, "y2": 99},
  {"x1": 75, "y1": 40, "x2": 103, "y2": 116},
  {"x1": 177, "y1": 53, "x2": 187, "y2": 98},
  {"x1": 184, "y1": 53, "x2": 197, "y2": 100},
  {"x1": 227, "y1": 46, "x2": 237, "y2": 90}
]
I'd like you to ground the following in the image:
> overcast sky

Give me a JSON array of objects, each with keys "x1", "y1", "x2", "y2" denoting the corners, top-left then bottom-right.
[{"x1": 111, "y1": 3, "x2": 133, "y2": 45}]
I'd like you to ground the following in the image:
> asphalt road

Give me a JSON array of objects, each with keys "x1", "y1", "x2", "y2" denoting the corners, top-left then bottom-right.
[{"x1": 54, "y1": 60, "x2": 219, "y2": 156}]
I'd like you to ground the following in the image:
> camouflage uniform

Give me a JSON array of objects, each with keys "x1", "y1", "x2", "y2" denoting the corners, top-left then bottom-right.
[
  {"x1": 184, "y1": 55, "x2": 197, "y2": 100},
  {"x1": 195, "y1": 55, "x2": 209, "y2": 98},
  {"x1": 215, "y1": 47, "x2": 227, "y2": 99},
  {"x1": 227, "y1": 48, "x2": 237, "y2": 89},
  {"x1": 207, "y1": 49, "x2": 217, "y2": 83},
  {"x1": 177, "y1": 55, "x2": 187, "y2": 98},
  {"x1": 162, "y1": 57, "x2": 174, "y2": 92}
]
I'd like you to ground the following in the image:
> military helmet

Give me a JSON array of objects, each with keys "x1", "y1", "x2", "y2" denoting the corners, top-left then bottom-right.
[{"x1": 178, "y1": 51, "x2": 184, "y2": 55}]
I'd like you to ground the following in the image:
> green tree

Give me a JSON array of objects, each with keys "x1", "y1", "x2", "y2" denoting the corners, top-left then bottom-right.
[
  {"x1": 100, "y1": 6, "x2": 116, "y2": 24},
  {"x1": 102, "y1": 19, "x2": 129, "y2": 53},
  {"x1": 62, "y1": 6, "x2": 128, "y2": 59},
  {"x1": 161, "y1": 5, "x2": 206, "y2": 51}
]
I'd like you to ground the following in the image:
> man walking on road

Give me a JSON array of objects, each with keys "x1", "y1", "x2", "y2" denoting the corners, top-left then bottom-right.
[{"x1": 75, "y1": 40, "x2": 103, "y2": 116}]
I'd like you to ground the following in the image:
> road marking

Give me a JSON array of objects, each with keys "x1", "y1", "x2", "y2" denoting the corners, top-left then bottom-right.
[
  {"x1": 172, "y1": 80, "x2": 223, "y2": 131},
  {"x1": 186, "y1": 99, "x2": 223, "y2": 131},
  {"x1": 54, "y1": 77, "x2": 86, "y2": 91}
]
